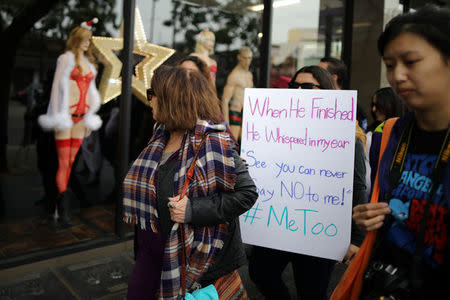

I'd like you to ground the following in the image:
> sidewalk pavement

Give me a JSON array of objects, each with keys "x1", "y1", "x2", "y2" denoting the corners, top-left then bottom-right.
[{"x1": 0, "y1": 240, "x2": 346, "y2": 299}]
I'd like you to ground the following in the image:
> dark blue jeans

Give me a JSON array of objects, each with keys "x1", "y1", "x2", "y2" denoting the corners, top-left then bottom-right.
[{"x1": 249, "y1": 246, "x2": 335, "y2": 300}]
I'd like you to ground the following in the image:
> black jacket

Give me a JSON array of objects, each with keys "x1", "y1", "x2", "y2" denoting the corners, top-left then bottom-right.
[
  {"x1": 189, "y1": 150, "x2": 258, "y2": 284},
  {"x1": 152, "y1": 149, "x2": 258, "y2": 285},
  {"x1": 351, "y1": 138, "x2": 367, "y2": 246}
]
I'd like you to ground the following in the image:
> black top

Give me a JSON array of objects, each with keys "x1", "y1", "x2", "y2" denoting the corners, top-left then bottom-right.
[
  {"x1": 351, "y1": 138, "x2": 368, "y2": 247},
  {"x1": 156, "y1": 151, "x2": 178, "y2": 244}
]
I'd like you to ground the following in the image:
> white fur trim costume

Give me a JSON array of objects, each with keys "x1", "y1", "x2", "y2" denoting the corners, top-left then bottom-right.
[{"x1": 38, "y1": 51, "x2": 102, "y2": 131}]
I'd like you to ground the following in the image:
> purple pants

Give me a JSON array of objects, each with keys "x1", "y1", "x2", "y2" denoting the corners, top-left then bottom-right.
[{"x1": 127, "y1": 227, "x2": 164, "y2": 300}]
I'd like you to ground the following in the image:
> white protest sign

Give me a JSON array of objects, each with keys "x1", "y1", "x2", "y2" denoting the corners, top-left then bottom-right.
[{"x1": 239, "y1": 88, "x2": 357, "y2": 261}]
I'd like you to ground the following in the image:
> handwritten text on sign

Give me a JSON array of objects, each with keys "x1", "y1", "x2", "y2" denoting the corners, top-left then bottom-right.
[{"x1": 239, "y1": 88, "x2": 357, "y2": 261}]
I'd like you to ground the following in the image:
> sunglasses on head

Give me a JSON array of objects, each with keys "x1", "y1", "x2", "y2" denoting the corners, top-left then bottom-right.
[
  {"x1": 147, "y1": 88, "x2": 155, "y2": 102},
  {"x1": 288, "y1": 82, "x2": 321, "y2": 89}
]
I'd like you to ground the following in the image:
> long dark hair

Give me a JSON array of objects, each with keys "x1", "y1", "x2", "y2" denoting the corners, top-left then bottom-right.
[
  {"x1": 368, "y1": 87, "x2": 407, "y2": 132},
  {"x1": 372, "y1": 87, "x2": 407, "y2": 119}
]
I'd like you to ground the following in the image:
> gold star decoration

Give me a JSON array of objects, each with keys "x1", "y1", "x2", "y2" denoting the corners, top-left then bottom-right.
[{"x1": 92, "y1": 8, "x2": 175, "y2": 105}]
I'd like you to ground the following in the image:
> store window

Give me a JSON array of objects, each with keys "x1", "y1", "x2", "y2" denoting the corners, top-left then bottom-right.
[
  {"x1": 0, "y1": 0, "x2": 129, "y2": 264},
  {"x1": 0, "y1": 0, "x2": 262, "y2": 264},
  {"x1": 269, "y1": 0, "x2": 345, "y2": 87},
  {"x1": 140, "y1": 0, "x2": 263, "y2": 96}
]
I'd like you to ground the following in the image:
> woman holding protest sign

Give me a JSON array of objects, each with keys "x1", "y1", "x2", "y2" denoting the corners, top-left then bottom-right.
[
  {"x1": 249, "y1": 65, "x2": 367, "y2": 300},
  {"x1": 342, "y1": 5, "x2": 450, "y2": 300}
]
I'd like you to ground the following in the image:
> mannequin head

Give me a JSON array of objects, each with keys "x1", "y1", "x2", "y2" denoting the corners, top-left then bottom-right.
[
  {"x1": 66, "y1": 26, "x2": 95, "y2": 67},
  {"x1": 66, "y1": 26, "x2": 92, "y2": 54},
  {"x1": 195, "y1": 29, "x2": 215, "y2": 55},
  {"x1": 237, "y1": 46, "x2": 253, "y2": 70}
]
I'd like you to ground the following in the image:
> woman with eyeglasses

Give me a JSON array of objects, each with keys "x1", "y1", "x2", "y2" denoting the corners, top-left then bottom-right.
[
  {"x1": 288, "y1": 65, "x2": 337, "y2": 90},
  {"x1": 124, "y1": 65, "x2": 257, "y2": 299},
  {"x1": 249, "y1": 65, "x2": 368, "y2": 300}
]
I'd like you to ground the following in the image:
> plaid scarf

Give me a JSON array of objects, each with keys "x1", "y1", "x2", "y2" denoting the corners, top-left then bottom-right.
[{"x1": 123, "y1": 119, "x2": 236, "y2": 299}]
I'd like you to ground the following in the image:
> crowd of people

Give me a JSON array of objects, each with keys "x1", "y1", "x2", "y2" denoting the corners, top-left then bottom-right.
[{"x1": 32, "y1": 4, "x2": 449, "y2": 300}]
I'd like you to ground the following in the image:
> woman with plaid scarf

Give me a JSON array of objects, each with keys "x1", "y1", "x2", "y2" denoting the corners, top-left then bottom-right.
[{"x1": 123, "y1": 65, "x2": 258, "y2": 299}]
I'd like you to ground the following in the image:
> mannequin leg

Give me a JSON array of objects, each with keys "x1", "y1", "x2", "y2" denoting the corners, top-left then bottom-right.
[
  {"x1": 67, "y1": 138, "x2": 83, "y2": 182},
  {"x1": 56, "y1": 121, "x2": 87, "y2": 228},
  {"x1": 55, "y1": 139, "x2": 71, "y2": 194},
  {"x1": 54, "y1": 138, "x2": 75, "y2": 228}
]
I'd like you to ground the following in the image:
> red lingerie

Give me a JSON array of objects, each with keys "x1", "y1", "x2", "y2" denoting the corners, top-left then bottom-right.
[
  {"x1": 209, "y1": 65, "x2": 217, "y2": 79},
  {"x1": 70, "y1": 66, "x2": 94, "y2": 123}
]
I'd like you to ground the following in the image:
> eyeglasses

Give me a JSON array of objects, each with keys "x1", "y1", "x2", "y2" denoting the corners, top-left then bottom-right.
[
  {"x1": 147, "y1": 88, "x2": 155, "y2": 102},
  {"x1": 288, "y1": 82, "x2": 321, "y2": 89}
]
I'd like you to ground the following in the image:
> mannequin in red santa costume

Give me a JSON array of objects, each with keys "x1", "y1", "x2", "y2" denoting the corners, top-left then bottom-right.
[{"x1": 38, "y1": 18, "x2": 102, "y2": 227}]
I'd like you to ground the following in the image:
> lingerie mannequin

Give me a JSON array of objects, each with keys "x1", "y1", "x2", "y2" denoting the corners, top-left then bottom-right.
[
  {"x1": 190, "y1": 29, "x2": 218, "y2": 84},
  {"x1": 38, "y1": 18, "x2": 102, "y2": 228}
]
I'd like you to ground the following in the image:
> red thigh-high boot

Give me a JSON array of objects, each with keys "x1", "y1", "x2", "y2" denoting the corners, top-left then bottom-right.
[
  {"x1": 67, "y1": 138, "x2": 83, "y2": 182},
  {"x1": 40, "y1": 139, "x2": 70, "y2": 226},
  {"x1": 55, "y1": 139, "x2": 71, "y2": 194},
  {"x1": 55, "y1": 138, "x2": 78, "y2": 228}
]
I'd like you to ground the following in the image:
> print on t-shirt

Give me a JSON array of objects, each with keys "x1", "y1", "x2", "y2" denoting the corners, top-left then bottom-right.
[{"x1": 387, "y1": 153, "x2": 448, "y2": 268}]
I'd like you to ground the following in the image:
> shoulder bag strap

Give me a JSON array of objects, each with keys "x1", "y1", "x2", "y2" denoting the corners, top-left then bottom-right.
[
  {"x1": 370, "y1": 117, "x2": 399, "y2": 204},
  {"x1": 331, "y1": 117, "x2": 398, "y2": 300}
]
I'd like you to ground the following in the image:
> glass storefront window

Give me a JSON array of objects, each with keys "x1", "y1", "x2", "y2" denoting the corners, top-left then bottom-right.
[
  {"x1": 269, "y1": 0, "x2": 345, "y2": 87},
  {"x1": 139, "y1": 0, "x2": 263, "y2": 96},
  {"x1": 0, "y1": 1, "x2": 129, "y2": 264},
  {"x1": 1, "y1": 0, "x2": 262, "y2": 264}
]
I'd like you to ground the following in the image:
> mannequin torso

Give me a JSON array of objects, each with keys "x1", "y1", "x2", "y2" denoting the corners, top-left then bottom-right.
[
  {"x1": 227, "y1": 67, "x2": 253, "y2": 112},
  {"x1": 222, "y1": 47, "x2": 253, "y2": 140}
]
